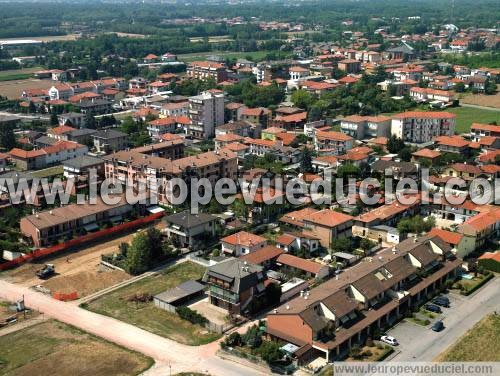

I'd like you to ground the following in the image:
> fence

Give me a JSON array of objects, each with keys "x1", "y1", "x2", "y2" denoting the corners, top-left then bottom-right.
[{"x1": 0, "y1": 212, "x2": 164, "y2": 271}]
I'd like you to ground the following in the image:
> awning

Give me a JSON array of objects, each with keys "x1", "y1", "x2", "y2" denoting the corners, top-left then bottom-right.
[
  {"x1": 147, "y1": 205, "x2": 165, "y2": 214},
  {"x1": 83, "y1": 223, "x2": 99, "y2": 232}
]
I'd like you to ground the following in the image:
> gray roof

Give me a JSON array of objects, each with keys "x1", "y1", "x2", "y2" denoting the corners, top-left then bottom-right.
[
  {"x1": 63, "y1": 155, "x2": 104, "y2": 169},
  {"x1": 69, "y1": 128, "x2": 97, "y2": 137},
  {"x1": 92, "y1": 129, "x2": 127, "y2": 140},
  {"x1": 35, "y1": 135, "x2": 58, "y2": 146},
  {"x1": 0, "y1": 115, "x2": 21, "y2": 123},
  {"x1": 0, "y1": 171, "x2": 33, "y2": 183},
  {"x1": 387, "y1": 42, "x2": 415, "y2": 54},
  {"x1": 372, "y1": 160, "x2": 418, "y2": 174},
  {"x1": 59, "y1": 112, "x2": 85, "y2": 119},
  {"x1": 76, "y1": 99, "x2": 111, "y2": 108},
  {"x1": 154, "y1": 280, "x2": 205, "y2": 304},
  {"x1": 165, "y1": 211, "x2": 217, "y2": 228},
  {"x1": 203, "y1": 258, "x2": 265, "y2": 294}
]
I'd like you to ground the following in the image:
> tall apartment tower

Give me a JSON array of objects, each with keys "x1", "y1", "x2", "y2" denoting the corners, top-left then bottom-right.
[{"x1": 188, "y1": 90, "x2": 225, "y2": 139}]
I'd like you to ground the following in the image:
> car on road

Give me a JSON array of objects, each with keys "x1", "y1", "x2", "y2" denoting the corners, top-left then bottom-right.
[
  {"x1": 432, "y1": 297, "x2": 450, "y2": 307},
  {"x1": 380, "y1": 335, "x2": 398, "y2": 346},
  {"x1": 432, "y1": 320, "x2": 445, "y2": 332},
  {"x1": 425, "y1": 304, "x2": 442, "y2": 313}
]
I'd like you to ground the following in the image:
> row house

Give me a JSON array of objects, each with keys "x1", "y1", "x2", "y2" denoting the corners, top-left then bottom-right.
[
  {"x1": 434, "y1": 135, "x2": 470, "y2": 155},
  {"x1": 409, "y1": 87, "x2": 456, "y2": 104},
  {"x1": 314, "y1": 130, "x2": 354, "y2": 156},
  {"x1": 391, "y1": 111, "x2": 456, "y2": 144},
  {"x1": 266, "y1": 236, "x2": 460, "y2": 363},
  {"x1": 470, "y1": 123, "x2": 500, "y2": 142},
  {"x1": 9, "y1": 141, "x2": 88, "y2": 171}
]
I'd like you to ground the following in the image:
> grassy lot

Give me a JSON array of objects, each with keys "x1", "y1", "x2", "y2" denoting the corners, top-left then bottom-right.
[
  {"x1": 30, "y1": 165, "x2": 64, "y2": 178},
  {"x1": 346, "y1": 344, "x2": 394, "y2": 361},
  {"x1": 177, "y1": 50, "x2": 287, "y2": 63},
  {"x1": 0, "y1": 320, "x2": 153, "y2": 376},
  {"x1": 446, "y1": 106, "x2": 500, "y2": 134},
  {"x1": 437, "y1": 313, "x2": 500, "y2": 361},
  {"x1": 0, "y1": 67, "x2": 43, "y2": 82},
  {"x1": 85, "y1": 261, "x2": 220, "y2": 345}
]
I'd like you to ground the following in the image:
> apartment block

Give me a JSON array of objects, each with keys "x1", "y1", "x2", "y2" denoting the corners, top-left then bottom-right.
[
  {"x1": 187, "y1": 90, "x2": 225, "y2": 139},
  {"x1": 391, "y1": 111, "x2": 456, "y2": 144},
  {"x1": 340, "y1": 115, "x2": 391, "y2": 140},
  {"x1": 186, "y1": 61, "x2": 228, "y2": 83}
]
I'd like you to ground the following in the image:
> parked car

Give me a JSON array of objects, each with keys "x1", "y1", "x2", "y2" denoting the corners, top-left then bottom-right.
[
  {"x1": 425, "y1": 304, "x2": 442, "y2": 313},
  {"x1": 380, "y1": 335, "x2": 398, "y2": 346},
  {"x1": 432, "y1": 320, "x2": 445, "y2": 332},
  {"x1": 437, "y1": 295, "x2": 450, "y2": 304},
  {"x1": 432, "y1": 297, "x2": 450, "y2": 308}
]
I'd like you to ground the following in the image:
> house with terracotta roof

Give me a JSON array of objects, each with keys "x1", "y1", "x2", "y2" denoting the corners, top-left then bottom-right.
[
  {"x1": 215, "y1": 133, "x2": 246, "y2": 151},
  {"x1": 314, "y1": 130, "x2": 354, "y2": 156},
  {"x1": 276, "y1": 253, "x2": 330, "y2": 279},
  {"x1": 271, "y1": 111, "x2": 308, "y2": 131},
  {"x1": 391, "y1": 111, "x2": 456, "y2": 144},
  {"x1": 9, "y1": 141, "x2": 88, "y2": 170},
  {"x1": 221, "y1": 231, "x2": 268, "y2": 256},
  {"x1": 147, "y1": 116, "x2": 190, "y2": 140},
  {"x1": 47, "y1": 125, "x2": 77, "y2": 141},
  {"x1": 470, "y1": 123, "x2": 500, "y2": 142},
  {"x1": 240, "y1": 107, "x2": 271, "y2": 128},
  {"x1": 302, "y1": 209, "x2": 354, "y2": 248},
  {"x1": 434, "y1": 135, "x2": 470, "y2": 155},
  {"x1": 411, "y1": 148, "x2": 441, "y2": 164},
  {"x1": 240, "y1": 245, "x2": 284, "y2": 268},
  {"x1": 337, "y1": 59, "x2": 361, "y2": 73},
  {"x1": 459, "y1": 208, "x2": 500, "y2": 250},
  {"x1": 478, "y1": 251, "x2": 500, "y2": 273},
  {"x1": 428, "y1": 228, "x2": 474, "y2": 258},
  {"x1": 409, "y1": 87, "x2": 456, "y2": 104}
]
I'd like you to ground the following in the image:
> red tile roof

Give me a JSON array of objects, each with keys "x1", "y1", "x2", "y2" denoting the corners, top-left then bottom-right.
[
  {"x1": 276, "y1": 253, "x2": 325, "y2": 274},
  {"x1": 221, "y1": 231, "x2": 266, "y2": 247},
  {"x1": 428, "y1": 228, "x2": 462, "y2": 246},
  {"x1": 305, "y1": 209, "x2": 353, "y2": 228},
  {"x1": 240, "y1": 245, "x2": 284, "y2": 264}
]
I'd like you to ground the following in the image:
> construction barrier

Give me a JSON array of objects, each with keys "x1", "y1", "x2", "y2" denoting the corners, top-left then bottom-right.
[
  {"x1": 0, "y1": 212, "x2": 164, "y2": 271},
  {"x1": 53, "y1": 291, "x2": 79, "y2": 301}
]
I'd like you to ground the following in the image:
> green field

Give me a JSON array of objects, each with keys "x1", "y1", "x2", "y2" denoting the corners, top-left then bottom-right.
[
  {"x1": 85, "y1": 261, "x2": 220, "y2": 346},
  {"x1": 178, "y1": 50, "x2": 287, "y2": 63},
  {"x1": 447, "y1": 106, "x2": 500, "y2": 134},
  {"x1": 0, "y1": 67, "x2": 43, "y2": 82},
  {"x1": 437, "y1": 313, "x2": 500, "y2": 361},
  {"x1": 0, "y1": 320, "x2": 153, "y2": 376}
]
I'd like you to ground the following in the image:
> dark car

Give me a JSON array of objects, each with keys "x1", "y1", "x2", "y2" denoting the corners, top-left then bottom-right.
[
  {"x1": 425, "y1": 304, "x2": 442, "y2": 313},
  {"x1": 437, "y1": 295, "x2": 450, "y2": 304},
  {"x1": 432, "y1": 298, "x2": 450, "y2": 308},
  {"x1": 432, "y1": 320, "x2": 445, "y2": 332}
]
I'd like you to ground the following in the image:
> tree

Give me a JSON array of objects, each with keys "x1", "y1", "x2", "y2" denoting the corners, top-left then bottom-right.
[
  {"x1": 85, "y1": 111, "x2": 97, "y2": 129},
  {"x1": 387, "y1": 135, "x2": 405, "y2": 153},
  {"x1": 331, "y1": 238, "x2": 352, "y2": 253},
  {"x1": 28, "y1": 101, "x2": 36, "y2": 114},
  {"x1": 454, "y1": 82, "x2": 466, "y2": 93},
  {"x1": 337, "y1": 163, "x2": 360, "y2": 179},
  {"x1": 484, "y1": 79, "x2": 497, "y2": 95},
  {"x1": 50, "y1": 111, "x2": 59, "y2": 126},
  {"x1": 300, "y1": 147, "x2": 313, "y2": 173},
  {"x1": 265, "y1": 282, "x2": 281, "y2": 304},
  {"x1": 258, "y1": 341, "x2": 282, "y2": 364},
  {"x1": 0, "y1": 122, "x2": 16, "y2": 150},
  {"x1": 242, "y1": 325, "x2": 262, "y2": 349},
  {"x1": 126, "y1": 232, "x2": 153, "y2": 275},
  {"x1": 291, "y1": 89, "x2": 315, "y2": 110}
]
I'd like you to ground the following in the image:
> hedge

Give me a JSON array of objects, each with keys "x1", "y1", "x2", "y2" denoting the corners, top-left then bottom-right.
[
  {"x1": 176, "y1": 306, "x2": 208, "y2": 325},
  {"x1": 460, "y1": 273, "x2": 494, "y2": 296}
]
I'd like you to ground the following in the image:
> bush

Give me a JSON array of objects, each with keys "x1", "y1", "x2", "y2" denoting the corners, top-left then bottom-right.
[
  {"x1": 257, "y1": 341, "x2": 282, "y2": 364},
  {"x1": 424, "y1": 319, "x2": 431, "y2": 325},
  {"x1": 176, "y1": 306, "x2": 208, "y2": 325},
  {"x1": 224, "y1": 332, "x2": 242, "y2": 347}
]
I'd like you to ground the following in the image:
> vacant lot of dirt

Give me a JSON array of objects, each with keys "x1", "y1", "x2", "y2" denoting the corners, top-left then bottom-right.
[
  {"x1": 0, "y1": 231, "x2": 139, "y2": 297},
  {"x1": 460, "y1": 92, "x2": 500, "y2": 109},
  {"x1": 0, "y1": 78, "x2": 54, "y2": 99},
  {"x1": 0, "y1": 320, "x2": 153, "y2": 376}
]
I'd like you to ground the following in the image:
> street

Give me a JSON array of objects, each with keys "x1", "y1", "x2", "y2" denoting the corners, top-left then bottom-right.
[
  {"x1": 387, "y1": 276, "x2": 500, "y2": 361},
  {"x1": 0, "y1": 279, "x2": 266, "y2": 376}
]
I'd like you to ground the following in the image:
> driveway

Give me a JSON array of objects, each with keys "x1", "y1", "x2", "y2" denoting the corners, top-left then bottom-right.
[
  {"x1": 387, "y1": 276, "x2": 500, "y2": 361},
  {"x1": 0, "y1": 279, "x2": 267, "y2": 376}
]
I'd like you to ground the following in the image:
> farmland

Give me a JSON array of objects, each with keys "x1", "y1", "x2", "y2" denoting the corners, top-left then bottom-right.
[{"x1": 0, "y1": 320, "x2": 153, "y2": 376}]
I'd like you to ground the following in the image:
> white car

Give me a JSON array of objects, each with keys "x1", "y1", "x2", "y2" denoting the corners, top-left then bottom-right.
[{"x1": 380, "y1": 335, "x2": 398, "y2": 346}]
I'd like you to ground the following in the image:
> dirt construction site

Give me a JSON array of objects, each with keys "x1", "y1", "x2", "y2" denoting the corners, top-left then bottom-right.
[{"x1": 0, "y1": 232, "x2": 139, "y2": 298}]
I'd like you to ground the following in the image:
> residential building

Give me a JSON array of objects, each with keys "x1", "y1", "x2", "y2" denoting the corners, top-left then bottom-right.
[
  {"x1": 240, "y1": 107, "x2": 270, "y2": 128},
  {"x1": 163, "y1": 211, "x2": 218, "y2": 249},
  {"x1": 20, "y1": 197, "x2": 139, "y2": 247},
  {"x1": 221, "y1": 231, "x2": 268, "y2": 256},
  {"x1": 276, "y1": 253, "x2": 330, "y2": 279},
  {"x1": 391, "y1": 111, "x2": 456, "y2": 144},
  {"x1": 92, "y1": 129, "x2": 128, "y2": 154},
  {"x1": 9, "y1": 141, "x2": 88, "y2": 170},
  {"x1": 202, "y1": 258, "x2": 266, "y2": 314},
  {"x1": 337, "y1": 59, "x2": 361, "y2": 73},
  {"x1": 314, "y1": 130, "x2": 354, "y2": 156},
  {"x1": 187, "y1": 90, "x2": 224, "y2": 139},
  {"x1": 302, "y1": 209, "x2": 354, "y2": 247},
  {"x1": 186, "y1": 61, "x2": 228, "y2": 83},
  {"x1": 340, "y1": 115, "x2": 391, "y2": 140},
  {"x1": 470, "y1": 123, "x2": 500, "y2": 142},
  {"x1": 266, "y1": 236, "x2": 460, "y2": 363}
]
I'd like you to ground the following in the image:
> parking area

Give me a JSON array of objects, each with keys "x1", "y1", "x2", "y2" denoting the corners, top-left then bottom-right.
[{"x1": 386, "y1": 277, "x2": 500, "y2": 361}]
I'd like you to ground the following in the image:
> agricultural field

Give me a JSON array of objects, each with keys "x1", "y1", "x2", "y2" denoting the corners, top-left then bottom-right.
[
  {"x1": 459, "y1": 91, "x2": 500, "y2": 109},
  {"x1": 189, "y1": 35, "x2": 234, "y2": 43},
  {"x1": 177, "y1": 50, "x2": 283, "y2": 63},
  {"x1": 437, "y1": 313, "x2": 500, "y2": 361},
  {"x1": 85, "y1": 261, "x2": 220, "y2": 345},
  {"x1": 0, "y1": 320, "x2": 153, "y2": 376},
  {"x1": 0, "y1": 77, "x2": 53, "y2": 99},
  {"x1": 0, "y1": 67, "x2": 44, "y2": 82}
]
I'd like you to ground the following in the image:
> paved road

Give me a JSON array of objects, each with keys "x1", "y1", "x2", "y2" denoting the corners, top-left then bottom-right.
[
  {"x1": 387, "y1": 276, "x2": 500, "y2": 361},
  {"x1": 460, "y1": 103, "x2": 500, "y2": 112},
  {"x1": 0, "y1": 280, "x2": 266, "y2": 376},
  {"x1": 0, "y1": 110, "x2": 50, "y2": 121}
]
